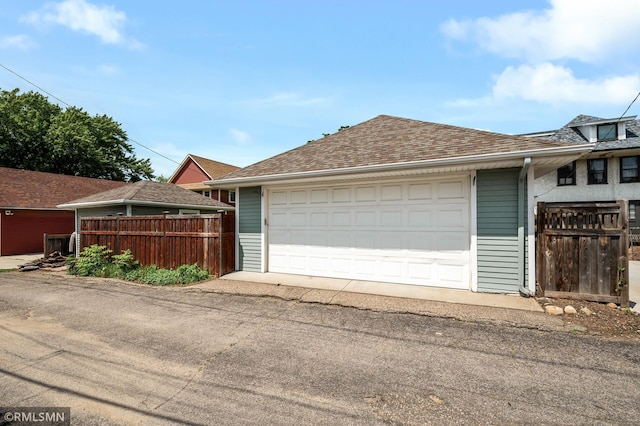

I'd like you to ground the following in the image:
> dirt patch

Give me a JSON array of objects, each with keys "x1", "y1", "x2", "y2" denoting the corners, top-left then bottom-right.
[{"x1": 539, "y1": 298, "x2": 640, "y2": 341}]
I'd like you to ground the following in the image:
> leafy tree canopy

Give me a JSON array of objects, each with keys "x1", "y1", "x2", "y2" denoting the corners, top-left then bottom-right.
[{"x1": 0, "y1": 88, "x2": 155, "y2": 181}]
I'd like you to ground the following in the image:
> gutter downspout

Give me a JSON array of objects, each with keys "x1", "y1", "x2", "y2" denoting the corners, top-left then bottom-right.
[{"x1": 518, "y1": 157, "x2": 532, "y2": 296}]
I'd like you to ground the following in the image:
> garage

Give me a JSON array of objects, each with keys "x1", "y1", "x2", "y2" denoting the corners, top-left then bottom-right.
[
  {"x1": 267, "y1": 175, "x2": 471, "y2": 288},
  {"x1": 213, "y1": 114, "x2": 590, "y2": 295}
]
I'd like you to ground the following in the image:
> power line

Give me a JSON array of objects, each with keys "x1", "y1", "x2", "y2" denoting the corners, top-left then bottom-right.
[
  {"x1": 601, "y1": 90, "x2": 640, "y2": 140},
  {"x1": 617, "y1": 91, "x2": 640, "y2": 121},
  {"x1": 0, "y1": 62, "x2": 180, "y2": 165}
]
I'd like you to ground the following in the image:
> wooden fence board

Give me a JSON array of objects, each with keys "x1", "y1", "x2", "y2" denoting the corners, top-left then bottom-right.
[
  {"x1": 80, "y1": 213, "x2": 235, "y2": 277},
  {"x1": 536, "y1": 202, "x2": 629, "y2": 306}
]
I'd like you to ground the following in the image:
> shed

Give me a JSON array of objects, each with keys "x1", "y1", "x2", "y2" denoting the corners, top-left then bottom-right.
[{"x1": 0, "y1": 167, "x2": 127, "y2": 255}]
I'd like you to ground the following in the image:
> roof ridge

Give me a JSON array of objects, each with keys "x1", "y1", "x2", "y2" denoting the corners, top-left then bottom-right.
[{"x1": 121, "y1": 180, "x2": 150, "y2": 199}]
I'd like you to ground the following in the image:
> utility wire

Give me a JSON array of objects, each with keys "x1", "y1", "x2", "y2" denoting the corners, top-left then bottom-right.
[
  {"x1": 0, "y1": 62, "x2": 180, "y2": 165},
  {"x1": 617, "y1": 91, "x2": 640, "y2": 121},
  {"x1": 601, "y1": 90, "x2": 640, "y2": 140}
]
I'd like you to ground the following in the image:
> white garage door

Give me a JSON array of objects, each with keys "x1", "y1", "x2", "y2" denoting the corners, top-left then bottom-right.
[{"x1": 267, "y1": 176, "x2": 471, "y2": 289}]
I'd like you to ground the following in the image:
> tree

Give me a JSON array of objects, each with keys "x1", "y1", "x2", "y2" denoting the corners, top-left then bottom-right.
[
  {"x1": 308, "y1": 125, "x2": 351, "y2": 143},
  {"x1": 0, "y1": 88, "x2": 154, "y2": 181}
]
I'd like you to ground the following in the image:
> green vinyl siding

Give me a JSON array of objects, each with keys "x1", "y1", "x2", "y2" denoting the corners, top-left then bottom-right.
[
  {"x1": 477, "y1": 169, "x2": 523, "y2": 293},
  {"x1": 238, "y1": 187, "x2": 262, "y2": 272}
]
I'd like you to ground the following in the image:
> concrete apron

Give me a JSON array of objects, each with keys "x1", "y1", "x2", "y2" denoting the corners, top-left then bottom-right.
[
  {"x1": 0, "y1": 253, "x2": 43, "y2": 270},
  {"x1": 222, "y1": 271, "x2": 544, "y2": 312},
  {"x1": 3, "y1": 255, "x2": 636, "y2": 313}
]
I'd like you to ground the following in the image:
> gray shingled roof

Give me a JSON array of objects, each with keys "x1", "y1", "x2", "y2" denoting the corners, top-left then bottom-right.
[
  {"x1": 544, "y1": 114, "x2": 640, "y2": 151},
  {"x1": 216, "y1": 115, "x2": 573, "y2": 180},
  {"x1": 59, "y1": 180, "x2": 233, "y2": 209}
]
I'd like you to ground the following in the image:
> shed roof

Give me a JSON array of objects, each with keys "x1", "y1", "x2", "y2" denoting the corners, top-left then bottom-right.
[
  {"x1": 58, "y1": 180, "x2": 234, "y2": 210},
  {"x1": 0, "y1": 167, "x2": 128, "y2": 209}
]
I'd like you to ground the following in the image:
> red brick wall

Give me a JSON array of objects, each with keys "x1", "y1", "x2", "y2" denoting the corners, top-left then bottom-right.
[{"x1": 0, "y1": 209, "x2": 74, "y2": 255}]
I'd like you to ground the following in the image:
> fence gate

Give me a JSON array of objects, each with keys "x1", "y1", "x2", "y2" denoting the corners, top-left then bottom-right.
[
  {"x1": 536, "y1": 201, "x2": 629, "y2": 306},
  {"x1": 80, "y1": 213, "x2": 235, "y2": 278}
]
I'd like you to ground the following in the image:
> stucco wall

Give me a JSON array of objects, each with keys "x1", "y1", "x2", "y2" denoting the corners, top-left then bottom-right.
[{"x1": 535, "y1": 158, "x2": 640, "y2": 203}]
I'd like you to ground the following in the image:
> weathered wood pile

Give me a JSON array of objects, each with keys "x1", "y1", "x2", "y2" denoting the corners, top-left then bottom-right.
[{"x1": 18, "y1": 251, "x2": 67, "y2": 272}]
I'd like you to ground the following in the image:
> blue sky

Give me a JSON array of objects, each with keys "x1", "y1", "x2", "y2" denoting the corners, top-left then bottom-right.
[{"x1": 2, "y1": 0, "x2": 640, "y2": 178}]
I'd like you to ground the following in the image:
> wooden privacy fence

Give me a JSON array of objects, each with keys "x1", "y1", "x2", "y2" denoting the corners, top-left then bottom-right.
[
  {"x1": 80, "y1": 213, "x2": 235, "y2": 277},
  {"x1": 536, "y1": 201, "x2": 629, "y2": 306}
]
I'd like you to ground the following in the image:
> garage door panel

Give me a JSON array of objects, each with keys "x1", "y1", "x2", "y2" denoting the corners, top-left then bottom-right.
[
  {"x1": 331, "y1": 257, "x2": 351, "y2": 273},
  {"x1": 290, "y1": 212, "x2": 307, "y2": 226},
  {"x1": 438, "y1": 181, "x2": 466, "y2": 199},
  {"x1": 408, "y1": 210, "x2": 433, "y2": 228},
  {"x1": 311, "y1": 189, "x2": 328, "y2": 203},
  {"x1": 355, "y1": 211, "x2": 376, "y2": 226},
  {"x1": 408, "y1": 183, "x2": 433, "y2": 200},
  {"x1": 308, "y1": 256, "x2": 327, "y2": 272},
  {"x1": 354, "y1": 232, "x2": 376, "y2": 249},
  {"x1": 437, "y1": 232, "x2": 468, "y2": 252},
  {"x1": 268, "y1": 177, "x2": 470, "y2": 288},
  {"x1": 407, "y1": 233, "x2": 435, "y2": 251},
  {"x1": 355, "y1": 186, "x2": 376, "y2": 202},
  {"x1": 381, "y1": 185, "x2": 403, "y2": 201}
]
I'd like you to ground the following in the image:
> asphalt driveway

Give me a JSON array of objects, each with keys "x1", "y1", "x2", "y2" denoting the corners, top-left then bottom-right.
[{"x1": 1, "y1": 271, "x2": 639, "y2": 425}]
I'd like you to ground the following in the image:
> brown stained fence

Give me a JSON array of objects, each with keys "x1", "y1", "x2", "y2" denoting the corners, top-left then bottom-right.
[
  {"x1": 536, "y1": 201, "x2": 629, "y2": 306},
  {"x1": 80, "y1": 213, "x2": 235, "y2": 277}
]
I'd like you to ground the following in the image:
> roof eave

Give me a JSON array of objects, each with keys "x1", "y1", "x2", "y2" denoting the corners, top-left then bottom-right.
[
  {"x1": 57, "y1": 199, "x2": 234, "y2": 211},
  {"x1": 207, "y1": 144, "x2": 594, "y2": 187},
  {"x1": 577, "y1": 115, "x2": 637, "y2": 127}
]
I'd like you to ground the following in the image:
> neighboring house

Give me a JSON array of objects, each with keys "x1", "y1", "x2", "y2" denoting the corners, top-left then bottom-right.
[
  {"x1": 525, "y1": 114, "x2": 640, "y2": 229},
  {"x1": 0, "y1": 167, "x2": 127, "y2": 256},
  {"x1": 208, "y1": 115, "x2": 591, "y2": 294},
  {"x1": 168, "y1": 154, "x2": 239, "y2": 205},
  {"x1": 58, "y1": 180, "x2": 235, "y2": 254}
]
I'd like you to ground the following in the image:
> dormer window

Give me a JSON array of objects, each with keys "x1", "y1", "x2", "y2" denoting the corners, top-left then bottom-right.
[{"x1": 597, "y1": 123, "x2": 617, "y2": 141}]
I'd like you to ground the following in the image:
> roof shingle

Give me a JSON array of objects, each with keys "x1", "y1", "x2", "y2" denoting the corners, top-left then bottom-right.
[
  {"x1": 217, "y1": 115, "x2": 573, "y2": 180},
  {"x1": 59, "y1": 180, "x2": 233, "y2": 209},
  {"x1": 188, "y1": 155, "x2": 239, "y2": 179},
  {"x1": 542, "y1": 114, "x2": 640, "y2": 151},
  {"x1": 0, "y1": 167, "x2": 128, "y2": 209}
]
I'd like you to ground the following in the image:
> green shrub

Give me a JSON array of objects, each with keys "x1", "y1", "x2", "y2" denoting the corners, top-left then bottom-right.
[
  {"x1": 124, "y1": 264, "x2": 209, "y2": 286},
  {"x1": 111, "y1": 249, "x2": 139, "y2": 278},
  {"x1": 68, "y1": 245, "x2": 210, "y2": 285},
  {"x1": 68, "y1": 244, "x2": 112, "y2": 276}
]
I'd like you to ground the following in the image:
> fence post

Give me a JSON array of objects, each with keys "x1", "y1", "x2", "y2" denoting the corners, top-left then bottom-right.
[
  {"x1": 535, "y1": 202, "x2": 546, "y2": 296},
  {"x1": 619, "y1": 200, "x2": 630, "y2": 307},
  {"x1": 218, "y1": 212, "x2": 224, "y2": 278},
  {"x1": 115, "y1": 215, "x2": 120, "y2": 255}
]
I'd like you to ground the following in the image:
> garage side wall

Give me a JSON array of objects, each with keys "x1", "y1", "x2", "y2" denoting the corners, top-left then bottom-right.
[
  {"x1": 477, "y1": 169, "x2": 522, "y2": 293},
  {"x1": 238, "y1": 187, "x2": 262, "y2": 272}
]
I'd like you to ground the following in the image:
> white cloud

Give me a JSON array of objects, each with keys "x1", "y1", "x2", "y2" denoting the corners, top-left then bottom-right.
[
  {"x1": 229, "y1": 129, "x2": 252, "y2": 145},
  {"x1": 22, "y1": 0, "x2": 141, "y2": 47},
  {"x1": 98, "y1": 64, "x2": 120, "y2": 75},
  {"x1": 441, "y1": 0, "x2": 640, "y2": 63},
  {"x1": 452, "y1": 63, "x2": 640, "y2": 106},
  {"x1": 0, "y1": 35, "x2": 36, "y2": 50}
]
